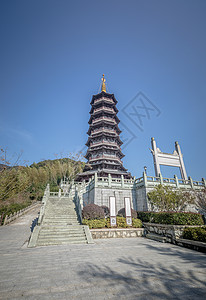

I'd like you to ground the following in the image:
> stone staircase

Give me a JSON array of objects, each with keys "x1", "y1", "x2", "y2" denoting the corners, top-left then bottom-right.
[{"x1": 29, "y1": 192, "x2": 93, "y2": 247}]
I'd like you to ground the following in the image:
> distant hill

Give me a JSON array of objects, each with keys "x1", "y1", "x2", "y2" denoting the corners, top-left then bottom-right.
[
  {"x1": 0, "y1": 157, "x2": 85, "y2": 205},
  {"x1": 0, "y1": 164, "x2": 11, "y2": 171},
  {"x1": 30, "y1": 158, "x2": 77, "y2": 169}
]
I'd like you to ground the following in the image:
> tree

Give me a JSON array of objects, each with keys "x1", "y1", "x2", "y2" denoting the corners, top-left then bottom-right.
[
  {"x1": 147, "y1": 184, "x2": 195, "y2": 212},
  {"x1": 0, "y1": 147, "x2": 85, "y2": 207},
  {"x1": 195, "y1": 188, "x2": 206, "y2": 215}
]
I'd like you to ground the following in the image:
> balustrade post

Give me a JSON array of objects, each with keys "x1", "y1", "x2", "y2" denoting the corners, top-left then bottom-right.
[
  {"x1": 143, "y1": 171, "x2": 148, "y2": 188},
  {"x1": 108, "y1": 174, "x2": 112, "y2": 187},
  {"x1": 202, "y1": 178, "x2": 206, "y2": 187},
  {"x1": 189, "y1": 176, "x2": 194, "y2": 189},
  {"x1": 159, "y1": 173, "x2": 163, "y2": 185},
  {"x1": 174, "y1": 175, "x2": 179, "y2": 188},
  {"x1": 3, "y1": 215, "x2": 8, "y2": 225},
  {"x1": 121, "y1": 175, "x2": 124, "y2": 188}
]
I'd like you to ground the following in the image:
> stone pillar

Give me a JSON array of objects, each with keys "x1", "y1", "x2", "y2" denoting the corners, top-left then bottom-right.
[
  {"x1": 159, "y1": 173, "x2": 163, "y2": 185},
  {"x1": 174, "y1": 175, "x2": 179, "y2": 188},
  {"x1": 143, "y1": 171, "x2": 148, "y2": 188},
  {"x1": 125, "y1": 197, "x2": 132, "y2": 226},
  {"x1": 151, "y1": 137, "x2": 161, "y2": 177},
  {"x1": 175, "y1": 141, "x2": 188, "y2": 180},
  {"x1": 108, "y1": 174, "x2": 111, "y2": 187},
  {"x1": 109, "y1": 196, "x2": 116, "y2": 227},
  {"x1": 121, "y1": 175, "x2": 124, "y2": 188},
  {"x1": 202, "y1": 178, "x2": 206, "y2": 188},
  {"x1": 189, "y1": 176, "x2": 194, "y2": 189}
]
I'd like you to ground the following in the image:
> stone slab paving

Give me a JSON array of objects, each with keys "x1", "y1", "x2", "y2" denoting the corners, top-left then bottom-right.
[{"x1": 0, "y1": 206, "x2": 206, "y2": 299}]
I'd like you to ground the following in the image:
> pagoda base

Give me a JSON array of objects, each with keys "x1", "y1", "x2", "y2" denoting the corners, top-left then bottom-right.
[{"x1": 76, "y1": 169, "x2": 131, "y2": 182}]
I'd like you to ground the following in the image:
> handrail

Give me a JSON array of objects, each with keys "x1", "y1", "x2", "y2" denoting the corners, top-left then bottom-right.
[
  {"x1": 3, "y1": 202, "x2": 39, "y2": 225},
  {"x1": 38, "y1": 183, "x2": 50, "y2": 225},
  {"x1": 74, "y1": 189, "x2": 82, "y2": 223}
]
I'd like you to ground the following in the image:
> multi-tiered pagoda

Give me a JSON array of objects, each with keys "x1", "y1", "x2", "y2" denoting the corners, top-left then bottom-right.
[{"x1": 77, "y1": 75, "x2": 131, "y2": 181}]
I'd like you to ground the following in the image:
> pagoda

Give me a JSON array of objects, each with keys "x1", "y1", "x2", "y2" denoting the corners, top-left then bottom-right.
[{"x1": 77, "y1": 75, "x2": 131, "y2": 181}]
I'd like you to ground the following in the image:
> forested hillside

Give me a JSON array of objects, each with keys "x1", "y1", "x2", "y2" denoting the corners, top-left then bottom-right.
[{"x1": 0, "y1": 156, "x2": 84, "y2": 217}]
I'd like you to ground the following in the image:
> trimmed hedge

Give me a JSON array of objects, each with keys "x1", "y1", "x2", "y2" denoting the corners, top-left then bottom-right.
[
  {"x1": 82, "y1": 217, "x2": 142, "y2": 229},
  {"x1": 183, "y1": 227, "x2": 206, "y2": 243},
  {"x1": 82, "y1": 218, "x2": 106, "y2": 229},
  {"x1": 132, "y1": 218, "x2": 142, "y2": 228},
  {"x1": 137, "y1": 211, "x2": 204, "y2": 226}
]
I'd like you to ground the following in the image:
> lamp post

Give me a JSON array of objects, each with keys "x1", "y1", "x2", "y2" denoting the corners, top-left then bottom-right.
[{"x1": 144, "y1": 166, "x2": 147, "y2": 175}]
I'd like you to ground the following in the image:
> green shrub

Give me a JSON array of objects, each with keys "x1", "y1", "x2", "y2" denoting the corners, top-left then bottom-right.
[
  {"x1": 82, "y1": 218, "x2": 106, "y2": 229},
  {"x1": 132, "y1": 218, "x2": 143, "y2": 228},
  {"x1": 50, "y1": 185, "x2": 59, "y2": 192},
  {"x1": 183, "y1": 227, "x2": 206, "y2": 243},
  {"x1": 82, "y1": 204, "x2": 104, "y2": 220},
  {"x1": 82, "y1": 217, "x2": 143, "y2": 229},
  {"x1": 118, "y1": 208, "x2": 137, "y2": 218},
  {"x1": 116, "y1": 216, "x2": 128, "y2": 228},
  {"x1": 137, "y1": 211, "x2": 204, "y2": 226}
]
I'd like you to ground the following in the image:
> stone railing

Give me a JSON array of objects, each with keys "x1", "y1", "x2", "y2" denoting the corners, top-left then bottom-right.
[
  {"x1": 38, "y1": 184, "x2": 50, "y2": 225},
  {"x1": 143, "y1": 222, "x2": 204, "y2": 243},
  {"x1": 3, "y1": 201, "x2": 39, "y2": 225},
  {"x1": 74, "y1": 189, "x2": 83, "y2": 223},
  {"x1": 93, "y1": 173, "x2": 134, "y2": 189},
  {"x1": 135, "y1": 172, "x2": 206, "y2": 190}
]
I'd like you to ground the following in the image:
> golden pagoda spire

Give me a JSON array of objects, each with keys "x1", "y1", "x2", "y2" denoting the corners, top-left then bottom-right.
[{"x1": 101, "y1": 74, "x2": 106, "y2": 92}]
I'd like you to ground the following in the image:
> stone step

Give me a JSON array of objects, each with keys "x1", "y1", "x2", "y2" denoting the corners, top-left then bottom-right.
[
  {"x1": 38, "y1": 234, "x2": 86, "y2": 239},
  {"x1": 38, "y1": 235, "x2": 86, "y2": 240},
  {"x1": 39, "y1": 232, "x2": 83, "y2": 236},
  {"x1": 44, "y1": 217, "x2": 77, "y2": 219},
  {"x1": 28, "y1": 194, "x2": 92, "y2": 247},
  {"x1": 45, "y1": 208, "x2": 76, "y2": 210},
  {"x1": 44, "y1": 215, "x2": 77, "y2": 217},
  {"x1": 41, "y1": 224, "x2": 83, "y2": 231},
  {"x1": 43, "y1": 221, "x2": 79, "y2": 224},
  {"x1": 41, "y1": 225, "x2": 83, "y2": 229},
  {"x1": 39, "y1": 229, "x2": 84, "y2": 235},
  {"x1": 43, "y1": 223, "x2": 80, "y2": 226},
  {"x1": 36, "y1": 240, "x2": 87, "y2": 246},
  {"x1": 43, "y1": 218, "x2": 79, "y2": 221},
  {"x1": 45, "y1": 212, "x2": 76, "y2": 214},
  {"x1": 43, "y1": 220, "x2": 79, "y2": 223}
]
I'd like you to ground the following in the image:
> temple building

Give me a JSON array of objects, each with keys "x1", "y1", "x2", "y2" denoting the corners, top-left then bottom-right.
[
  {"x1": 61, "y1": 75, "x2": 206, "y2": 213},
  {"x1": 77, "y1": 75, "x2": 131, "y2": 181}
]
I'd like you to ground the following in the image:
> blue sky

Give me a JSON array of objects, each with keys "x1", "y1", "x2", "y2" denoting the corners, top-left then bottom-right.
[{"x1": 0, "y1": 0, "x2": 206, "y2": 180}]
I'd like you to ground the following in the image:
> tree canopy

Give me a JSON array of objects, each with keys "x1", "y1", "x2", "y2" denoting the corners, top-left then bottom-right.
[
  {"x1": 0, "y1": 150, "x2": 84, "y2": 208},
  {"x1": 147, "y1": 184, "x2": 195, "y2": 212}
]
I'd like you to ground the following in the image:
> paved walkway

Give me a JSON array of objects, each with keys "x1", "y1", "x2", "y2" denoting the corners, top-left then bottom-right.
[{"x1": 0, "y1": 207, "x2": 206, "y2": 300}]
